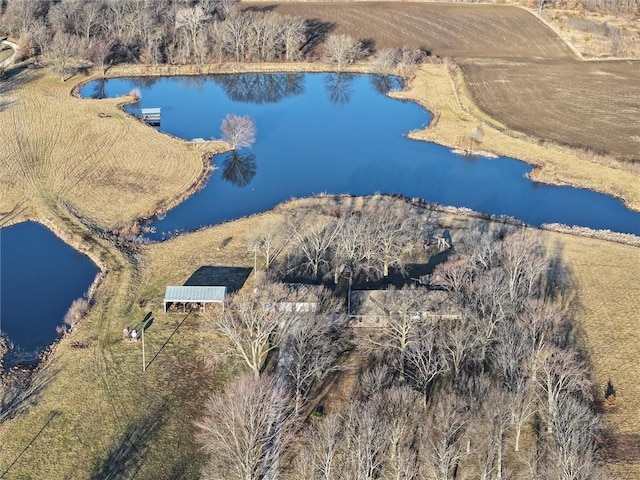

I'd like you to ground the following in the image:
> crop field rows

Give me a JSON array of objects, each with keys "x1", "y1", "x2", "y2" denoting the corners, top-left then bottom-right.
[
  {"x1": 460, "y1": 58, "x2": 640, "y2": 160},
  {"x1": 257, "y1": 2, "x2": 574, "y2": 58}
]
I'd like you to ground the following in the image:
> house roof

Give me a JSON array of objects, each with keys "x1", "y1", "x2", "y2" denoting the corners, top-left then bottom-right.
[{"x1": 164, "y1": 286, "x2": 226, "y2": 303}]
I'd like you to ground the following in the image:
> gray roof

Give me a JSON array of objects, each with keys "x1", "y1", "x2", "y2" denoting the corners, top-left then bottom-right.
[
  {"x1": 164, "y1": 286, "x2": 226, "y2": 303},
  {"x1": 141, "y1": 107, "x2": 161, "y2": 115}
]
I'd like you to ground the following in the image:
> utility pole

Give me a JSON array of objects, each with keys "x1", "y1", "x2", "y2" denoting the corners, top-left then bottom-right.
[
  {"x1": 142, "y1": 326, "x2": 146, "y2": 372},
  {"x1": 140, "y1": 312, "x2": 152, "y2": 373},
  {"x1": 249, "y1": 241, "x2": 261, "y2": 278}
]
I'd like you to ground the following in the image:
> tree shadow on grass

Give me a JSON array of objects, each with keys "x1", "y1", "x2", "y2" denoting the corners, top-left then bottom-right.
[
  {"x1": 0, "y1": 361, "x2": 59, "y2": 425},
  {"x1": 0, "y1": 65, "x2": 42, "y2": 98},
  {"x1": 88, "y1": 401, "x2": 169, "y2": 480},
  {"x1": 184, "y1": 266, "x2": 252, "y2": 294},
  {"x1": 302, "y1": 18, "x2": 336, "y2": 56}
]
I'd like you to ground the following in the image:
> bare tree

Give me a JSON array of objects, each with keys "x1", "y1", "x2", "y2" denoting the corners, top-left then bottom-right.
[
  {"x1": 396, "y1": 47, "x2": 425, "y2": 78},
  {"x1": 198, "y1": 374, "x2": 295, "y2": 480},
  {"x1": 286, "y1": 213, "x2": 342, "y2": 281},
  {"x1": 247, "y1": 217, "x2": 286, "y2": 271},
  {"x1": 500, "y1": 229, "x2": 548, "y2": 305},
  {"x1": 370, "y1": 48, "x2": 399, "y2": 74},
  {"x1": 491, "y1": 320, "x2": 537, "y2": 452},
  {"x1": 360, "y1": 286, "x2": 434, "y2": 382},
  {"x1": 342, "y1": 398, "x2": 393, "y2": 480},
  {"x1": 89, "y1": 37, "x2": 115, "y2": 74},
  {"x1": 377, "y1": 387, "x2": 424, "y2": 480},
  {"x1": 221, "y1": 114, "x2": 256, "y2": 150},
  {"x1": 0, "y1": 335, "x2": 7, "y2": 374},
  {"x1": 546, "y1": 395, "x2": 604, "y2": 480},
  {"x1": 295, "y1": 412, "x2": 344, "y2": 480},
  {"x1": 281, "y1": 16, "x2": 306, "y2": 61},
  {"x1": 405, "y1": 320, "x2": 448, "y2": 404},
  {"x1": 423, "y1": 398, "x2": 469, "y2": 480},
  {"x1": 63, "y1": 297, "x2": 89, "y2": 331},
  {"x1": 47, "y1": 31, "x2": 80, "y2": 81},
  {"x1": 438, "y1": 316, "x2": 480, "y2": 381},
  {"x1": 211, "y1": 286, "x2": 288, "y2": 377},
  {"x1": 78, "y1": 1, "x2": 105, "y2": 40},
  {"x1": 468, "y1": 125, "x2": 484, "y2": 151},
  {"x1": 278, "y1": 314, "x2": 348, "y2": 415},
  {"x1": 370, "y1": 203, "x2": 424, "y2": 278},
  {"x1": 323, "y1": 34, "x2": 366, "y2": 71},
  {"x1": 2, "y1": 0, "x2": 47, "y2": 37},
  {"x1": 537, "y1": 346, "x2": 592, "y2": 431},
  {"x1": 332, "y1": 212, "x2": 375, "y2": 282},
  {"x1": 477, "y1": 388, "x2": 512, "y2": 480},
  {"x1": 176, "y1": 5, "x2": 209, "y2": 62},
  {"x1": 221, "y1": 11, "x2": 250, "y2": 62}
]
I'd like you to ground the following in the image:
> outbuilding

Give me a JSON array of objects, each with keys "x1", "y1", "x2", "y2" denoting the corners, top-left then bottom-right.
[{"x1": 163, "y1": 286, "x2": 226, "y2": 313}]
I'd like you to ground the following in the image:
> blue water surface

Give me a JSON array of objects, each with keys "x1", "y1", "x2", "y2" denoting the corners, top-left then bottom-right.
[
  {"x1": 80, "y1": 73, "x2": 640, "y2": 238},
  {"x1": 0, "y1": 222, "x2": 98, "y2": 369}
]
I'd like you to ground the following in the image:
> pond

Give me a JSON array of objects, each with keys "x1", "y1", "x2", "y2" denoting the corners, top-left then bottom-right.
[
  {"x1": 0, "y1": 222, "x2": 99, "y2": 370},
  {"x1": 80, "y1": 73, "x2": 640, "y2": 238}
]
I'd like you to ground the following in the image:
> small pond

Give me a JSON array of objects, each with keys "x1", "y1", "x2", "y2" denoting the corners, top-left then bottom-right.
[
  {"x1": 80, "y1": 73, "x2": 640, "y2": 238},
  {"x1": 0, "y1": 222, "x2": 99, "y2": 369}
]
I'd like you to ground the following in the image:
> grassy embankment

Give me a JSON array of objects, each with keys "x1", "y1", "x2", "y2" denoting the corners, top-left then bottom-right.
[{"x1": 0, "y1": 53, "x2": 638, "y2": 480}]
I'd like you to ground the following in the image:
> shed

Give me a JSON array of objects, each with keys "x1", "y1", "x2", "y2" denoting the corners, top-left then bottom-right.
[
  {"x1": 141, "y1": 107, "x2": 161, "y2": 125},
  {"x1": 163, "y1": 286, "x2": 226, "y2": 313}
]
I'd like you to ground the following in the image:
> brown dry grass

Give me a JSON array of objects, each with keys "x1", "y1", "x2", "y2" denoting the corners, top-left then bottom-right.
[
  {"x1": 248, "y1": 2, "x2": 640, "y2": 161},
  {"x1": 0, "y1": 67, "x2": 226, "y2": 229},
  {"x1": 542, "y1": 9, "x2": 640, "y2": 59},
  {"x1": 541, "y1": 229, "x2": 640, "y2": 475}
]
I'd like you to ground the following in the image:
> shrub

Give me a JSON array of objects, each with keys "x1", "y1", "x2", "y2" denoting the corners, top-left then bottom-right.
[{"x1": 63, "y1": 298, "x2": 90, "y2": 331}]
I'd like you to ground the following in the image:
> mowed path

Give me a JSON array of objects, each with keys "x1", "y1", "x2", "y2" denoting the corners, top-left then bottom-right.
[{"x1": 247, "y1": 2, "x2": 640, "y2": 160}]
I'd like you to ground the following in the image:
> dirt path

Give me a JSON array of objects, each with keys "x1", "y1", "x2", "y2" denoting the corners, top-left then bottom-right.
[{"x1": 1, "y1": 40, "x2": 18, "y2": 68}]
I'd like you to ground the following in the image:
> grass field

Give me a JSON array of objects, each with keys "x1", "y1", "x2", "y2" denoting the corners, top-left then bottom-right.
[
  {"x1": 249, "y1": 2, "x2": 640, "y2": 161},
  {"x1": 0, "y1": 68, "x2": 225, "y2": 230}
]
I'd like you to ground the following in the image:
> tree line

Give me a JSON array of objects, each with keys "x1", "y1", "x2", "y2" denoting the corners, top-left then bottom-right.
[
  {"x1": 198, "y1": 201, "x2": 606, "y2": 480},
  {"x1": 2, "y1": 0, "x2": 307, "y2": 65},
  {"x1": 0, "y1": 0, "x2": 429, "y2": 81}
]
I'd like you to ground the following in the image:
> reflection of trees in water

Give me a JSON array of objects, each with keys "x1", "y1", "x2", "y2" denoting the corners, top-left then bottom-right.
[
  {"x1": 324, "y1": 73, "x2": 354, "y2": 105},
  {"x1": 213, "y1": 73, "x2": 304, "y2": 104},
  {"x1": 90, "y1": 79, "x2": 107, "y2": 99},
  {"x1": 129, "y1": 77, "x2": 161, "y2": 89},
  {"x1": 221, "y1": 150, "x2": 257, "y2": 187},
  {"x1": 370, "y1": 75, "x2": 403, "y2": 95},
  {"x1": 177, "y1": 75, "x2": 207, "y2": 91}
]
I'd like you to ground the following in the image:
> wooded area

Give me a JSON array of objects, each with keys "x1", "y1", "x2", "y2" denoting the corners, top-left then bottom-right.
[{"x1": 199, "y1": 200, "x2": 606, "y2": 480}]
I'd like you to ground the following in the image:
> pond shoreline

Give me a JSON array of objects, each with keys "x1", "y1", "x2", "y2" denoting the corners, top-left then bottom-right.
[
  {"x1": 72, "y1": 60, "x2": 640, "y2": 217},
  {"x1": 0, "y1": 217, "x2": 104, "y2": 373}
]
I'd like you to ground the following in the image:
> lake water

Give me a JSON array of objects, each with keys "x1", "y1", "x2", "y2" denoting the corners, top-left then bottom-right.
[
  {"x1": 80, "y1": 73, "x2": 640, "y2": 238},
  {"x1": 0, "y1": 222, "x2": 98, "y2": 369}
]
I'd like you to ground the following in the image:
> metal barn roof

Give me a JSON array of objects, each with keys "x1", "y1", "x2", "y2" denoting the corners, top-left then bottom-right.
[{"x1": 164, "y1": 286, "x2": 226, "y2": 303}]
